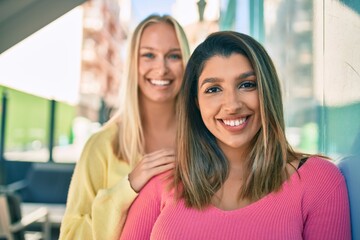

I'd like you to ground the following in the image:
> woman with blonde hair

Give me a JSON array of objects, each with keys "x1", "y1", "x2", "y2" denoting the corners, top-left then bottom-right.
[{"x1": 60, "y1": 14, "x2": 190, "y2": 240}]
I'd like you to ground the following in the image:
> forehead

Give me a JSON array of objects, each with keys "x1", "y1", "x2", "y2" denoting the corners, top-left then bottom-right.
[
  {"x1": 140, "y1": 22, "x2": 179, "y2": 48},
  {"x1": 199, "y1": 54, "x2": 253, "y2": 80}
]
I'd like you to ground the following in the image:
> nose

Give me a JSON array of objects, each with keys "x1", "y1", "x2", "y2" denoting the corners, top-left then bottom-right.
[
  {"x1": 154, "y1": 58, "x2": 169, "y2": 75},
  {"x1": 222, "y1": 89, "x2": 242, "y2": 113}
]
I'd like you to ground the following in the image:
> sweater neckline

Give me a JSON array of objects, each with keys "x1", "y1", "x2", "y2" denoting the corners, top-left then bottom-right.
[{"x1": 207, "y1": 156, "x2": 313, "y2": 214}]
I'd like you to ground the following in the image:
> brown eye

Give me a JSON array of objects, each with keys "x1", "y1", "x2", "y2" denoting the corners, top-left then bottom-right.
[
  {"x1": 205, "y1": 86, "x2": 221, "y2": 93},
  {"x1": 239, "y1": 81, "x2": 257, "y2": 89}
]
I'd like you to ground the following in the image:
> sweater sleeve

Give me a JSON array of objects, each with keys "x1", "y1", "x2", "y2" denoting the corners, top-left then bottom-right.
[
  {"x1": 303, "y1": 162, "x2": 351, "y2": 240},
  {"x1": 59, "y1": 128, "x2": 138, "y2": 240},
  {"x1": 120, "y1": 175, "x2": 163, "y2": 240}
]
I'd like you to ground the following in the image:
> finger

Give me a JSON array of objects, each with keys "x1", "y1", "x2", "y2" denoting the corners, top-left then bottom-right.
[
  {"x1": 144, "y1": 156, "x2": 175, "y2": 169},
  {"x1": 143, "y1": 149, "x2": 175, "y2": 159},
  {"x1": 147, "y1": 162, "x2": 175, "y2": 178},
  {"x1": 133, "y1": 155, "x2": 174, "y2": 174},
  {"x1": 140, "y1": 152, "x2": 175, "y2": 163}
]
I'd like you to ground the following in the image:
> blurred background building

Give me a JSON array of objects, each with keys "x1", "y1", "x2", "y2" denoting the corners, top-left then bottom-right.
[
  {"x1": 80, "y1": 0, "x2": 126, "y2": 123},
  {"x1": 0, "y1": 0, "x2": 359, "y2": 163}
]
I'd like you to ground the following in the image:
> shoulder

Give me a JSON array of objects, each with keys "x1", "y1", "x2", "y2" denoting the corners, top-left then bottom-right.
[
  {"x1": 78, "y1": 121, "x2": 119, "y2": 163},
  {"x1": 299, "y1": 156, "x2": 347, "y2": 201},
  {"x1": 85, "y1": 121, "x2": 118, "y2": 147},
  {"x1": 145, "y1": 171, "x2": 172, "y2": 190},
  {"x1": 140, "y1": 171, "x2": 173, "y2": 199},
  {"x1": 301, "y1": 156, "x2": 344, "y2": 183},
  {"x1": 297, "y1": 156, "x2": 350, "y2": 224}
]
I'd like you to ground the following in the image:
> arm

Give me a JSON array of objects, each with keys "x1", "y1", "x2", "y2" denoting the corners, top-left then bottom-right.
[
  {"x1": 59, "y1": 125, "x2": 175, "y2": 240},
  {"x1": 120, "y1": 174, "x2": 163, "y2": 239},
  {"x1": 59, "y1": 129, "x2": 138, "y2": 240},
  {"x1": 303, "y1": 175, "x2": 351, "y2": 240}
]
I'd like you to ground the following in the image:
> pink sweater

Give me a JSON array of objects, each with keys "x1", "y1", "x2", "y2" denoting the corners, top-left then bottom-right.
[{"x1": 120, "y1": 157, "x2": 351, "y2": 240}]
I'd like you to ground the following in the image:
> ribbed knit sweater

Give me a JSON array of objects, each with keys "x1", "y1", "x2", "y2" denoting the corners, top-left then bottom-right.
[{"x1": 120, "y1": 157, "x2": 351, "y2": 240}]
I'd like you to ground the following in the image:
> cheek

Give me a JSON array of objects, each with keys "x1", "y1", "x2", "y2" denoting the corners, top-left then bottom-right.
[
  {"x1": 247, "y1": 92, "x2": 260, "y2": 110},
  {"x1": 250, "y1": 97, "x2": 262, "y2": 128},
  {"x1": 138, "y1": 61, "x2": 151, "y2": 75},
  {"x1": 171, "y1": 63, "x2": 184, "y2": 78},
  {"x1": 198, "y1": 100, "x2": 213, "y2": 122}
]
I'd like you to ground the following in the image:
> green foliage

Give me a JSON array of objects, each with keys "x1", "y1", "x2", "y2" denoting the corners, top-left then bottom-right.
[{"x1": 0, "y1": 86, "x2": 76, "y2": 151}]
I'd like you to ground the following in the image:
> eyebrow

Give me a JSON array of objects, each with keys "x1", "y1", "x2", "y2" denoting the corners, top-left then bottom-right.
[
  {"x1": 199, "y1": 70, "x2": 256, "y2": 88},
  {"x1": 139, "y1": 47, "x2": 181, "y2": 52}
]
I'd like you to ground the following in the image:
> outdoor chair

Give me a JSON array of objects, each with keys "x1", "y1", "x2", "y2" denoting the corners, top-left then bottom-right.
[{"x1": 0, "y1": 191, "x2": 50, "y2": 240}]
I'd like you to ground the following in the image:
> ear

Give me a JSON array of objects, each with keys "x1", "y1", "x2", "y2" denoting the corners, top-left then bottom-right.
[{"x1": 195, "y1": 97, "x2": 199, "y2": 109}]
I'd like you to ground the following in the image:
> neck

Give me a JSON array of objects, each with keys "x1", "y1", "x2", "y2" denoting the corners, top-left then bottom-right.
[
  {"x1": 139, "y1": 97, "x2": 177, "y2": 153},
  {"x1": 216, "y1": 142, "x2": 248, "y2": 181},
  {"x1": 140, "y1": 98, "x2": 177, "y2": 129},
  {"x1": 219, "y1": 143, "x2": 247, "y2": 165}
]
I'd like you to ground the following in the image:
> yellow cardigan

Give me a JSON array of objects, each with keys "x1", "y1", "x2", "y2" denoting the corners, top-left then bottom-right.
[{"x1": 59, "y1": 122, "x2": 138, "y2": 240}]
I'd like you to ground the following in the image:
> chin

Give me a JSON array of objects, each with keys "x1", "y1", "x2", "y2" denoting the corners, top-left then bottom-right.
[{"x1": 152, "y1": 96, "x2": 176, "y2": 103}]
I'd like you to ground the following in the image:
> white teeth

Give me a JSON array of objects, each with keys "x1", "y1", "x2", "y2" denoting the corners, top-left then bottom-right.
[
  {"x1": 223, "y1": 118, "x2": 246, "y2": 126},
  {"x1": 150, "y1": 79, "x2": 170, "y2": 86}
]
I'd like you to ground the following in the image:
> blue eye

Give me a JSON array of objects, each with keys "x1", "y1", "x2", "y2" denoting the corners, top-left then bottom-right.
[
  {"x1": 168, "y1": 54, "x2": 182, "y2": 60},
  {"x1": 205, "y1": 86, "x2": 221, "y2": 93},
  {"x1": 142, "y1": 53, "x2": 155, "y2": 59}
]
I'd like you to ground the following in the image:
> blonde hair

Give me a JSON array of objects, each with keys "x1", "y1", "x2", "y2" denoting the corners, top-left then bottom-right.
[{"x1": 111, "y1": 14, "x2": 190, "y2": 167}]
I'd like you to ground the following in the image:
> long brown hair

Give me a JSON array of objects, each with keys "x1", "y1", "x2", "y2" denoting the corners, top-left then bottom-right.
[{"x1": 174, "y1": 31, "x2": 300, "y2": 209}]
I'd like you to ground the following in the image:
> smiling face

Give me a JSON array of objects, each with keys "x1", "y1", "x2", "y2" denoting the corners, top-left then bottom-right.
[
  {"x1": 137, "y1": 22, "x2": 184, "y2": 104},
  {"x1": 197, "y1": 53, "x2": 262, "y2": 157}
]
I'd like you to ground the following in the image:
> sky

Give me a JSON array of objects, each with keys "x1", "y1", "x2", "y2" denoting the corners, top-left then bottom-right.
[
  {"x1": 129, "y1": 0, "x2": 219, "y2": 28},
  {"x1": 132, "y1": 0, "x2": 174, "y2": 21},
  {"x1": 128, "y1": 0, "x2": 174, "y2": 29}
]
